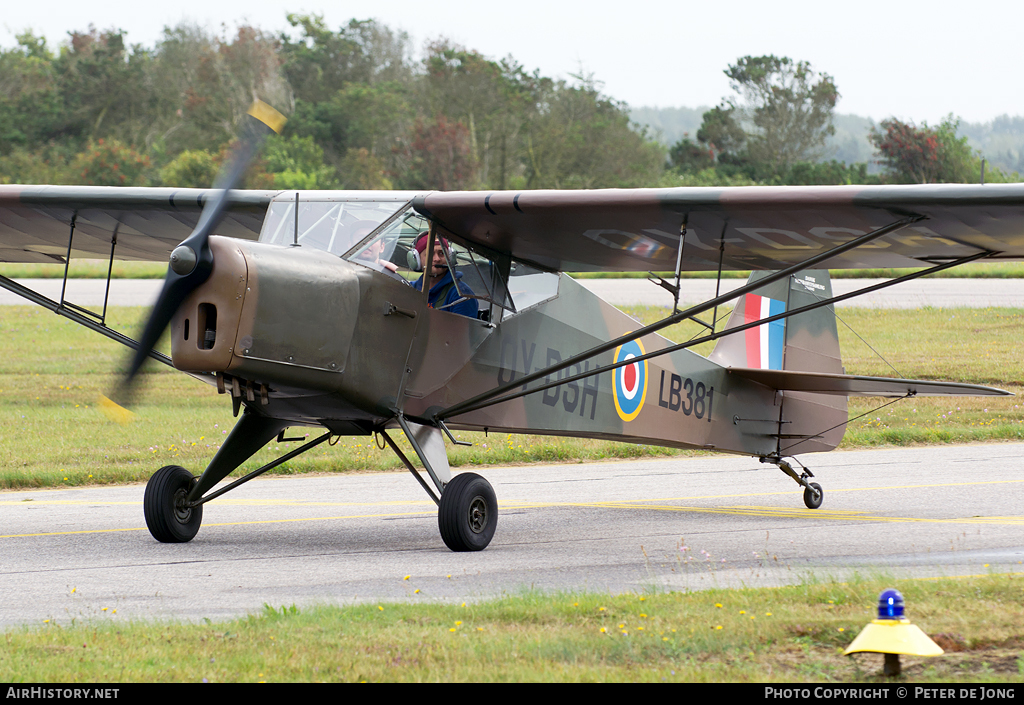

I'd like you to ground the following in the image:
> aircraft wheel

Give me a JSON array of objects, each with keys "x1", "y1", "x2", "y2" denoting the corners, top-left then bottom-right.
[
  {"x1": 144, "y1": 465, "x2": 203, "y2": 543},
  {"x1": 803, "y1": 482, "x2": 824, "y2": 510},
  {"x1": 438, "y1": 472, "x2": 497, "y2": 552}
]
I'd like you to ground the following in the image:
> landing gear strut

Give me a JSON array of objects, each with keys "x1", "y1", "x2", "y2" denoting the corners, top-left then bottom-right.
[
  {"x1": 141, "y1": 410, "x2": 500, "y2": 551},
  {"x1": 762, "y1": 455, "x2": 823, "y2": 509},
  {"x1": 142, "y1": 409, "x2": 325, "y2": 543},
  {"x1": 381, "y1": 423, "x2": 499, "y2": 552}
]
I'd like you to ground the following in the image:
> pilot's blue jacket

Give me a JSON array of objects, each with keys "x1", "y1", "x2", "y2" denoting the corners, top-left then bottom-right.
[{"x1": 413, "y1": 270, "x2": 478, "y2": 319}]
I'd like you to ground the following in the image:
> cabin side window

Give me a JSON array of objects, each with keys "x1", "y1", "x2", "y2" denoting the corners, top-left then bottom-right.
[
  {"x1": 344, "y1": 209, "x2": 428, "y2": 279},
  {"x1": 344, "y1": 208, "x2": 560, "y2": 322},
  {"x1": 499, "y1": 262, "x2": 560, "y2": 321}
]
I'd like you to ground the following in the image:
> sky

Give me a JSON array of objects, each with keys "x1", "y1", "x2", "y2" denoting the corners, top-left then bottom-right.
[{"x1": 2, "y1": 0, "x2": 1022, "y2": 125}]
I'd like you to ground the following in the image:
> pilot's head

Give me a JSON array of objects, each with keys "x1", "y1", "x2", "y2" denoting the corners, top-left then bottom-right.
[
  {"x1": 351, "y1": 220, "x2": 378, "y2": 242},
  {"x1": 413, "y1": 232, "x2": 450, "y2": 273}
]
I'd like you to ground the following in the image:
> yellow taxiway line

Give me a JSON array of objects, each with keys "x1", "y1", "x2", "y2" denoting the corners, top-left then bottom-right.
[
  {"x1": 0, "y1": 509, "x2": 439, "y2": 539},
  {"x1": 5, "y1": 476, "x2": 1023, "y2": 507},
  {"x1": 3, "y1": 503, "x2": 1024, "y2": 540},
  {"x1": 4, "y1": 477, "x2": 1024, "y2": 539}
]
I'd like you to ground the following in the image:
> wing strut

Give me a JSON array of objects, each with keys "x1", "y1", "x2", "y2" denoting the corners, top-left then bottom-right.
[
  {"x1": 436, "y1": 214, "x2": 927, "y2": 421},
  {"x1": 0, "y1": 211, "x2": 176, "y2": 368},
  {"x1": 647, "y1": 223, "x2": 687, "y2": 315},
  {"x1": 436, "y1": 239, "x2": 995, "y2": 421},
  {"x1": 57, "y1": 214, "x2": 124, "y2": 328},
  {"x1": 0, "y1": 271, "x2": 173, "y2": 368}
]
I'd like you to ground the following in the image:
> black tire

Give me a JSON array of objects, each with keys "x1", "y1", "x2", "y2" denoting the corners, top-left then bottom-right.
[
  {"x1": 144, "y1": 465, "x2": 203, "y2": 543},
  {"x1": 803, "y1": 482, "x2": 823, "y2": 509},
  {"x1": 438, "y1": 472, "x2": 497, "y2": 552}
]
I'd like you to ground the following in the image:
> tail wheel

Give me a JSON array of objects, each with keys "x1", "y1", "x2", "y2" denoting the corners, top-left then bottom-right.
[
  {"x1": 144, "y1": 465, "x2": 203, "y2": 543},
  {"x1": 803, "y1": 482, "x2": 824, "y2": 509},
  {"x1": 438, "y1": 472, "x2": 497, "y2": 552}
]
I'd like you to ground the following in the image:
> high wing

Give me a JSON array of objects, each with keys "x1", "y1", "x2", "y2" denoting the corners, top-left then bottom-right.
[
  {"x1": 0, "y1": 185, "x2": 276, "y2": 263},
  {"x1": 413, "y1": 184, "x2": 1024, "y2": 272},
  {"x1": 7, "y1": 183, "x2": 1024, "y2": 270}
]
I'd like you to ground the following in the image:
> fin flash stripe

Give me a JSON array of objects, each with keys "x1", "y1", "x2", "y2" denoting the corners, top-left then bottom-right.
[{"x1": 743, "y1": 294, "x2": 786, "y2": 370}]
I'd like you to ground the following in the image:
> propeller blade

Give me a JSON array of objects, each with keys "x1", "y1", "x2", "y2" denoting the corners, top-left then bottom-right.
[{"x1": 102, "y1": 101, "x2": 285, "y2": 419}]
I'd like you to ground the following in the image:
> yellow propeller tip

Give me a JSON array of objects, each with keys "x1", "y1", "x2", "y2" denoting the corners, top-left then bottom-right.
[
  {"x1": 98, "y1": 395, "x2": 134, "y2": 425},
  {"x1": 247, "y1": 100, "x2": 287, "y2": 134}
]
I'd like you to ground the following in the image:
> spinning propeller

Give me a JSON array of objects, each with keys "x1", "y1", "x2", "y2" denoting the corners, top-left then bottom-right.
[{"x1": 100, "y1": 101, "x2": 286, "y2": 422}]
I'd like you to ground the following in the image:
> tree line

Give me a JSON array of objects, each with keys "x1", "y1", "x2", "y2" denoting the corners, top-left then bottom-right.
[
  {"x1": 0, "y1": 15, "x2": 1014, "y2": 190},
  {"x1": 666, "y1": 55, "x2": 1018, "y2": 186}
]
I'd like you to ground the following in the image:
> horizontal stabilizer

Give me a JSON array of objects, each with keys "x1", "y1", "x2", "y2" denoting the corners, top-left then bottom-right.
[{"x1": 726, "y1": 367, "x2": 1011, "y2": 398}]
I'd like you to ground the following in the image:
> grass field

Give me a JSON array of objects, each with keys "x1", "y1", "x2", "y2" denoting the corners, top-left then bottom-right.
[
  {"x1": 0, "y1": 304, "x2": 1022, "y2": 490},
  {"x1": 2, "y1": 575, "x2": 1022, "y2": 682},
  {"x1": 0, "y1": 260, "x2": 170, "y2": 280}
]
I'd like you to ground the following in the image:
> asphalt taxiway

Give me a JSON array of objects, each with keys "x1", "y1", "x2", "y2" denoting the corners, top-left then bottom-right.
[{"x1": 2, "y1": 443, "x2": 1022, "y2": 627}]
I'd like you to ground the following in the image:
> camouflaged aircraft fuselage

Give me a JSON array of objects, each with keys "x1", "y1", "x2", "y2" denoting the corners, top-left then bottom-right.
[{"x1": 170, "y1": 236, "x2": 846, "y2": 459}]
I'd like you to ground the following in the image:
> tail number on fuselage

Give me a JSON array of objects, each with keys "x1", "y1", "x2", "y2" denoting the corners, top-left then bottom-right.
[
  {"x1": 657, "y1": 371, "x2": 713, "y2": 421},
  {"x1": 498, "y1": 340, "x2": 600, "y2": 420}
]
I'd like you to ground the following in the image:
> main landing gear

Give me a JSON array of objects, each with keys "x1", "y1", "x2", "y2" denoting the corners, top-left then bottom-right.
[
  {"x1": 142, "y1": 409, "x2": 498, "y2": 552},
  {"x1": 762, "y1": 455, "x2": 824, "y2": 509},
  {"x1": 380, "y1": 420, "x2": 498, "y2": 552},
  {"x1": 437, "y1": 472, "x2": 498, "y2": 551},
  {"x1": 144, "y1": 465, "x2": 203, "y2": 542}
]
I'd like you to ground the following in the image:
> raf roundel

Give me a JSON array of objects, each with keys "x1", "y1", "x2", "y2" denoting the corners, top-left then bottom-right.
[{"x1": 613, "y1": 338, "x2": 648, "y2": 422}]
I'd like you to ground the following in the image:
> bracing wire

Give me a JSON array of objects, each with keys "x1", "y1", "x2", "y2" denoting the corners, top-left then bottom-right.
[
  {"x1": 810, "y1": 290, "x2": 903, "y2": 378},
  {"x1": 780, "y1": 393, "x2": 911, "y2": 455}
]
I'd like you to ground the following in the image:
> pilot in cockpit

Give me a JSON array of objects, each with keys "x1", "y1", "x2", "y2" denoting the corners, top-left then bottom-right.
[
  {"x1": 410, "y1": 232, "x2": 478, "y2": 319},
  {"x1": 352, "y1": 220, "x2": 405, "y2": 280}
]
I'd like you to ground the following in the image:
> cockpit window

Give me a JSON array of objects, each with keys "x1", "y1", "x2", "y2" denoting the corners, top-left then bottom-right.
[
  {"x1": 258, "y1": 196, "x2": 409, "y2": 256},
  {"x1": 346, "y1": 208, "x2": 510, "y2": 321},
  {"x1": 502, "y1": 262, "x2": 560, "y2": 320},
  {"x1": 345, "y1": 208, "x2": 429, "y2": 278},
  {"x1": 345, "y1": 206, "x2": 560, "y2": 322}
]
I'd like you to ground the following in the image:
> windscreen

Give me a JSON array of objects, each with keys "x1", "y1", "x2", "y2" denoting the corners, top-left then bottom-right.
[{"x1": 258, "y1": 196, "x2": 409, "y2": 256}]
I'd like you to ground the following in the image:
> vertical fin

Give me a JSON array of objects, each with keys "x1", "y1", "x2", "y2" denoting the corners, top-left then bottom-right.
[
  {"x1": 710, "y1": 269, "x2": 840, "y2": 373},
  {"x1": 710, "y1": 270, "x2": 846, "y2": 454}
]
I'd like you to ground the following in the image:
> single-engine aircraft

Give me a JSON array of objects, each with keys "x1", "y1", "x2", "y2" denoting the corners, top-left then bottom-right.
[{"x1": 0, "y1": 106, "x2": 1020, "y2": 551}]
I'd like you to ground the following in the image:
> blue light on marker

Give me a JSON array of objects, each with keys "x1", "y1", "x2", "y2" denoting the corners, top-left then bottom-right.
[
  {"x1": 844, "y1": 587, "x2": 943, "y2": 671},
  {"x1": 877, "y1": 589, "x2": 905, "y2": 620}
]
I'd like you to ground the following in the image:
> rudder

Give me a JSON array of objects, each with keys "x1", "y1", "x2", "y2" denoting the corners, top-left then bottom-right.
[{"x1": 709, "y1": 270, "x2": 847, "y2": 454}]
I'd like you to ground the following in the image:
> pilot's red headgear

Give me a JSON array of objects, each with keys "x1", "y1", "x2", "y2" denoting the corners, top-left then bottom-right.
[
  {"x1": 414, "y1": 232, "x2": 449, "y2": 254},
  {"x1": 409, "y1": 232, "x2": 450, "y2": 272}
]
